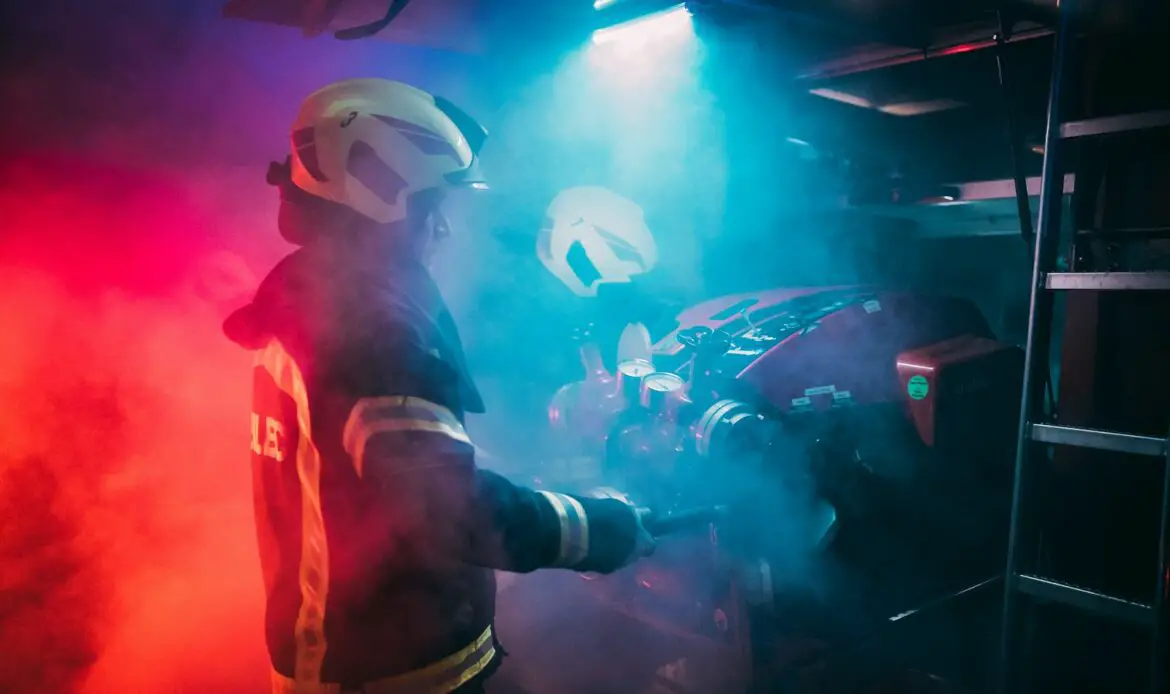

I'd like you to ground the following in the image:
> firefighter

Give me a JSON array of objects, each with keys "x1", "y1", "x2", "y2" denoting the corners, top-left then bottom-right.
[{"x1": 223, "y1": 78, "x2": 656, "y2": 694}]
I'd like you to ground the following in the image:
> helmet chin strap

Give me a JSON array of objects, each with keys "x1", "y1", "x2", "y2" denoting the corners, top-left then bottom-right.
[
  {"x1": 410, "y1": 208, "x2": 449, "y2": 267},
  {"x1": 401, "y1": 187, "x2": 450, "y2": 263},
  {"x1": 267, "y1": 157, "x2": 292, "y2": 187},
  {"x1": 428, "y1": 208, "x2": 451, "y2": 243}
]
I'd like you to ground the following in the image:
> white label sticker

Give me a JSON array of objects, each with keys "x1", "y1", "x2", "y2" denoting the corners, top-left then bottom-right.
[
  {"x1": 863, "y1": 300, "x2": 881, "y2": 314},
  {"x1": 790, "y1": 397, "x2": 812, "y2": 408},
  {"x1": 832, "y1": 390, "x2": 852, "y2": 400},
  {"x1": 805, "y1": 385, "x2": 837, "y2": 396}
]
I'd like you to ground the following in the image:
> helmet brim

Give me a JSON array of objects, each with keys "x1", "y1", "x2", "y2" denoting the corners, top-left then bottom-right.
[{"x1": 444, "y1": 156, "x2": 488, "y2": 189}]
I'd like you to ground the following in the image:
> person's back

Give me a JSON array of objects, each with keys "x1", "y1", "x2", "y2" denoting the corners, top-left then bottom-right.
[{"x1": 225, "y1": 78, "x2": 655, "y2": 693}]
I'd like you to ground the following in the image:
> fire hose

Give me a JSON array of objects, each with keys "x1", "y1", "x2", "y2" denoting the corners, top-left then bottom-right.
[{"x1": 644, "y1": 504, "x2": 731, "y2": 537}]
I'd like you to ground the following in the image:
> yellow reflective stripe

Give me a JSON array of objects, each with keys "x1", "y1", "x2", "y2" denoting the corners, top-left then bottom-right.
[
  {"x1": 536, "y1": 491, "x2": 590, "y2": 568},
  {"x1": 365, "y1": 625, "x2": 494, "y2": 694},
  {"x1": 342, "y1": 396, "x2": 472, "y2": 476},
  {"x1": 258, "y1": 339, "x2": 329, "y2": 685},
  {"x1": 270, "y1": 626, "x2": 495, "y2": 694},
  {"x1": 270, "y1": 677, "x2": 339, "y2": 694}
]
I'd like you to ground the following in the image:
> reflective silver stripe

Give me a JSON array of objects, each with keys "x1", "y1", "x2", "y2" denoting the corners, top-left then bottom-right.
[
  {"x1": 537, "y1": 491, "x2": 590, "y2": 568},
  {"x1": 342, "y1": 396, "x2": 472, "y2": 476}
]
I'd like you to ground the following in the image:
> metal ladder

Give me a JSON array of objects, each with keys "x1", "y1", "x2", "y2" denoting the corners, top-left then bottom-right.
[{"x1": 997, "y1": 1, "x2": 1170, "y2": 692}]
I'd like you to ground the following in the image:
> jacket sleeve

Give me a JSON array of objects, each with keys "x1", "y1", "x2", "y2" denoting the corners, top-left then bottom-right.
[{"x1": 335, "y1": 323, "x2": 640, "y2": 575}]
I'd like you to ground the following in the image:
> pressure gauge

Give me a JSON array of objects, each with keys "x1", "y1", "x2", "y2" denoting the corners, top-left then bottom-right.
[
  {"x1": 618, "y1": 359, "x2": 655, "y2": 379},
  {"x1": 616, "y1": 358, "x2": 654, "y2": 403},
  {"x1": 644, "y1": 371, "x2": 685, "y2": 393},
  {"x1": 642, "y1": 371, "x2": 686, "y2": 410}
]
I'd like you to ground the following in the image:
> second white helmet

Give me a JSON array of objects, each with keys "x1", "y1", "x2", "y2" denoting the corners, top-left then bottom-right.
[
  {"x1": 538, "y1": 186, "x2": 658, "y2": 298},
  {"x1": 288, "y1": 78, "x2": 487, "y2": 226}
]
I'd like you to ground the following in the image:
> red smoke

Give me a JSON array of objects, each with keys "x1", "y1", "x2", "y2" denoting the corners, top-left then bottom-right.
[{"x1": 0, "y1": 152, "x2": 271, "y2": 693}]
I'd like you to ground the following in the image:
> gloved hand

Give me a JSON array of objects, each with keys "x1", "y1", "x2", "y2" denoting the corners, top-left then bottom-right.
[
  {"x1": 627, "y1": 506, "x2": 657, "y2": 567},
  {"x1": 587, "y1": 487, "x2": 656, "y2": 568}
]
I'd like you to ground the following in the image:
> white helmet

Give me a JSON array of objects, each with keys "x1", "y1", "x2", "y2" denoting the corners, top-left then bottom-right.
[
  {"x1": 538, "y1": 186, "x2": 658, "y2": 298},
  {"x1": 288, "y1": 78, "x2": 487, "y2": 225}
]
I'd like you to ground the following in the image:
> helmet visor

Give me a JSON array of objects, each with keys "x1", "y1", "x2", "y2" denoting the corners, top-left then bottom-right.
[
  {"x1": 434, "y1": 95, "x2": 489, "y2": 190},
  {"x1": 444, "y1": 155, "x2": 488, "y2": 189}
]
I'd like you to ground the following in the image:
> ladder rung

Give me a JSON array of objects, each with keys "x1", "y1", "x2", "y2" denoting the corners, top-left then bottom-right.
[
  {"x1": 1076, "y1": 226, "x2": 1170, "y2": 238},
  {"x1": 1030, "y1": 424, "x2": 1168, "y2": 457},
  {"x1": 1014, "y1": 574, "x2": 1154, "y2": 627},
  {"x1": 1060, "y1": 110, "x2": 1170, "y2": 139},
  {"x1": 1046, "y1": 272, "x2": 1170, "y2": 291}
]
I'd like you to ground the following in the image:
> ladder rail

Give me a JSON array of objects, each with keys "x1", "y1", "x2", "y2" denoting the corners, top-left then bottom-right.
[
  {"x1": 997, "y1": 1, "x2": 1075, "y2": 690},
  {"x1": 1151, "y1": 437, "x2": 1170, "y2": 692}
]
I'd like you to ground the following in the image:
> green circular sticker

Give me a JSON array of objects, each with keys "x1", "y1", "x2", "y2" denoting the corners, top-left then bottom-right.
[{"x1": 907, "y1": 375, "x2": 929, "y2": 400}]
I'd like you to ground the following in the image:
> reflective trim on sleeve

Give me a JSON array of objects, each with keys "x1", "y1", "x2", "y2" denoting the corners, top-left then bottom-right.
[
  {"x1": 270, "y1": 626, "x2": 495, "y2": 694},
  {"x1": 342, "y1": 396, "x2": 472, "y2": 477},
  {"x1": 537, "y1": 491, "x2": 590, "y2": 568}
]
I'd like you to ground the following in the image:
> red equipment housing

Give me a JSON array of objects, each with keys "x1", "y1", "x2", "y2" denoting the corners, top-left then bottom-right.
[{"x1": 897, "y1": 335, "x2": 1024, "y2": 449}]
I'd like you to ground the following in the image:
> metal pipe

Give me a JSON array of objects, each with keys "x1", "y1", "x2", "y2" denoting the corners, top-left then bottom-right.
[
  {"x1": 994, "y1": 11, "x2": 1037, "y2": 249},
  {"x1": 797, "y1": 26, "x2": 1053, "y2": 81}
]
